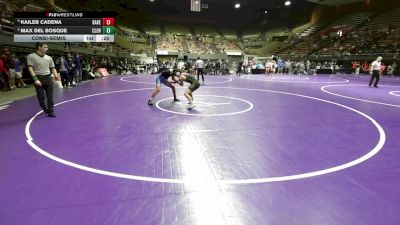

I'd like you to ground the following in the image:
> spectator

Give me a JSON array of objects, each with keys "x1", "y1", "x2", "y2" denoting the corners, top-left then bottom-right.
[
  {"x1": 12, "y1": 54, "x2": 27, "y2": 88},
  {"x1": 0, "y1": 55, "x2": 9, "y2": 91},
  {"x1": 73, "y1": 53, "x2": 83, "y2": 83},
  {"x1": 57, "y1": 55, "x2": 70, "y2": 88}
]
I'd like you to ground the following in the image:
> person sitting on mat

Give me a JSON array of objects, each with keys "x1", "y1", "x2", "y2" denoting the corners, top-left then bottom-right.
[{"x1": 148, "y1": 69, "x2": 181, "y2": 105}]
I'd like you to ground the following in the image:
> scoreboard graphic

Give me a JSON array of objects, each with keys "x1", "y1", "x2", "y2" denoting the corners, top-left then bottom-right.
[{"x1": 14, "y1": 12, "x2": 115, "y2": 42}]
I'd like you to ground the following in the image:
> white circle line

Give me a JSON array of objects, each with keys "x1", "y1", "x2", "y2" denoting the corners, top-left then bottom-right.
[
  {"x1": 270, "y1": 76, "x2": 310, "y2": 80},
  {"x1": 321, "y1": 84, "x2": 400, "y2": 108},
  {"x1": 389, "y1": 91, "x2": 400, "y2": 97},
  {"x1": 120, "y1": 76, "x2": 157, "y2": 84},
  {"x1": 25, "y1": 88, "x2": 154, "y2": 141},
  {"x1": 241, "y1": 75, "x2": 349, "y2": 84},
  {"x1": 155, "y1": 95, "x2": 254, "y2": 117},
  {"x1": 120, "y1": 75, "x2": 233, "y2": 85},
  {"x1": 25, "y1": 87, "x2": 386, "y2": 185}
]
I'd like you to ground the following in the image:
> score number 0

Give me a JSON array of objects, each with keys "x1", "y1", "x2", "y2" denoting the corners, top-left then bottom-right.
[{"x1": 102, "y1": 18, "x2": 114, "y2": 26}]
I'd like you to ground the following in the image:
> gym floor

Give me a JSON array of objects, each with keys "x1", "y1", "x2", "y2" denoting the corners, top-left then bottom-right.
[{"x1": 1, "y1": 74, "x2": 399, "y2": 225}]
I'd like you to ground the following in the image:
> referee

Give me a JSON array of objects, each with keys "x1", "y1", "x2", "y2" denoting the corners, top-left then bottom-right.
[
  {"x1": 369, "y1": 56, "x2": 382, "y2": 88},
  {"x1": 27, "y1": 42, "x2": 60, "y2": 117},
  {"x1": 195, "y1": 57, "x2": 205, "y2": 83}
]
